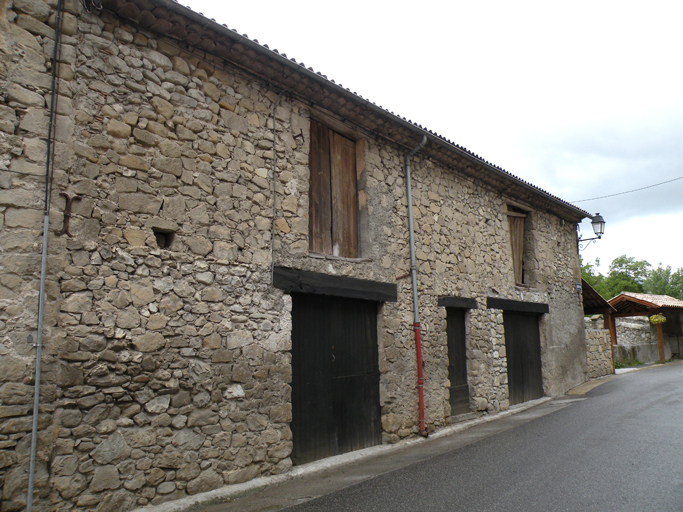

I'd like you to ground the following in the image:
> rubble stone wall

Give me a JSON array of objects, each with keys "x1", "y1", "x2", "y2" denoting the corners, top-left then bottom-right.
[
  {"x1": 0, "y1": 2, "x2": 587, "y2": 510},
  {"x1": 583, "y1": 322, "x2": 613, "y2": 378},
  {"x1": 612, "y1": 317, "x2": 674, "y2": 363}
]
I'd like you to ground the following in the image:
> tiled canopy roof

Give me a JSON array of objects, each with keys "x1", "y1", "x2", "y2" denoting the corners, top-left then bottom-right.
[
  {"x1": 102, "y1": 0, "x2": 591, "y2": 223},
  {"x1": 608, "y1": 292, "x2": 683, "y2": 315}
]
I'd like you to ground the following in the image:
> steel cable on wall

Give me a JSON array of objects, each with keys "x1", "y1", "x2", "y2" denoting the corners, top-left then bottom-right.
[{"x1": 27, "y1": 0, "x2": 64, "y2": 508}]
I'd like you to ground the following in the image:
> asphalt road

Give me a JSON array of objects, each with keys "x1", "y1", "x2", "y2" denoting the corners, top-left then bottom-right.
[{"x1": 203, "y1": 363, "x2": 683, "y2": 512}]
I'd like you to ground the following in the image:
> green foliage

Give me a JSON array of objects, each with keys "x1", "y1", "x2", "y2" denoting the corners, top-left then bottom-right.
[
  {"x1": 580, "y1": 257, "x2": 606, "y2": 295},
  {"x1": 614, "y1": 359, "x2": 644, "y2": 369},
  {"x1": 600, "y1": 255, "x2": 651, "y2": 299},
  {"x1": 649, "y1": 313, "x2": 667, "y2": 325},
  {"x1": 580, "y1": 255, "x2": 651, "y2": 300},
  {"x1": 643, "y1": 265, "x2": 683, "y2": 300},
  {"x1": 580, "y1": 255, "x2": 683, "y2": 301}
]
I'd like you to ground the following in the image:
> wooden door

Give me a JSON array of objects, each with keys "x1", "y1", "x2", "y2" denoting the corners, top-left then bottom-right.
[
  {"x1": 446, "y1": 308, "x2": 470, "y2": 416},
  {"x1": 503, "y1": 312, "x2": 544, "y2": 405},
  {"x1": 291, "y1": 293, "x2": 381, "y2": 464}
]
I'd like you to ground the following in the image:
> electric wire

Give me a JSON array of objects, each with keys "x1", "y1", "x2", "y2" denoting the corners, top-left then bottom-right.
[{"x1": 571, "y1": 175, "x2": 683, "y2": 203}]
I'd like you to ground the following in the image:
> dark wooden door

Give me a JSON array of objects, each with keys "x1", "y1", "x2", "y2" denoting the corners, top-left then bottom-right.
[
  {"x1": 446, "y1": 308, "x2": 470, "y2": 415},
  {"x1": 503, "y1": 312, "x2": 544, "y2": 405},
  {"x1": 291, "y1": 293, "x2": 381, "y2": 464}
]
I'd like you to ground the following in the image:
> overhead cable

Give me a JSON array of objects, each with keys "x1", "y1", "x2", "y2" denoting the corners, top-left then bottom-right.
[{"x1": 572, "y1": 175, "x2": 683, "y2": 203}]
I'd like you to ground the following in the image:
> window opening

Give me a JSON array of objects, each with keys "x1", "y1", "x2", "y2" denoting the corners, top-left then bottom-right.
[
  {"x1": 309, "y1": 119, "x2": 358, "y2": 257},
  {"x1": 507, "y1": 205, "x2": 528, "y2": 284}
]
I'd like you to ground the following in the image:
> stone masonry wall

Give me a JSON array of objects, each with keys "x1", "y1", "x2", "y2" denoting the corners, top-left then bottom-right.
[
  {"x1": 585, "y1": 316, "x2": 682, "y2": 365},
  {"x1": 0, "y1": 2, "x2": 588, "y2": 510},
  {"x1": 612, "y1": 317, "x2": 673, "y2": 364},
  {"x1": 583, "y1": 321, "x2": 613, "y2": 378}
]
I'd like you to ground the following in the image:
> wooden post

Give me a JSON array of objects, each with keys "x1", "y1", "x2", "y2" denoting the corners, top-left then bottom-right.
[
  {"x1": 656, "y1": 323, "x2": 665, "y2": 364},
  {"x1": 605, "y1": 313, "x2": 617, "y2": 345}
]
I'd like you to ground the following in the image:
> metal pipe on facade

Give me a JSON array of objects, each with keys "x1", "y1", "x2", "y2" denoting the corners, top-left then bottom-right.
[
  {"x1": 27, "y1": 0, "x2": 63, "y2": 509},
  {"x1": 405, "y1": 135, "x2": 428, "y2": 437}
]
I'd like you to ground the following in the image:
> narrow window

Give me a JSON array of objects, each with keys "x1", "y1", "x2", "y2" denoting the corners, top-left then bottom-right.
[
  {"x1": 309, "y1": 119, "x2": 358, "y2": 257},
  {"x1": 153, "y1": 229, "x2": 175, "y2": 249},
  {"x1": 507, "y1": 206, "x2": 527, "y2": 284}
]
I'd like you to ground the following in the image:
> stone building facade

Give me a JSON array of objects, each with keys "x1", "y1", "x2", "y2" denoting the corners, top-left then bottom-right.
[{"x1": 0, "y1": 0, "x2": 591, "y2": 510}]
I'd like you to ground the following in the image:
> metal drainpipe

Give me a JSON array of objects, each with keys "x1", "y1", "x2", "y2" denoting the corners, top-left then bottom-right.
[
  {"x1": 27, "y1": 0, "x2": 63, "y2": 509},
  {"x1": 270, "y1": 89, "x2": 288, "y2": 284},
  {"x1": 405, "y1": 135, "x2": 428, "y2": 437}
]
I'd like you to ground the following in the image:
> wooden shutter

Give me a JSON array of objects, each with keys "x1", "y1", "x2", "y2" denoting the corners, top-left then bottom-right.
[
  {"x1": 507, "y1": 211, "x2": 526, "y2": 284},
  {"x1": 308, "y1": 120, "x2": 358, "y2": 257},
  {"x1": 330, "y1": 132, "x2": 357, "y2": 257},
  {"x1": 309, "y1": 120, "x2": 332, "y2": 254}
]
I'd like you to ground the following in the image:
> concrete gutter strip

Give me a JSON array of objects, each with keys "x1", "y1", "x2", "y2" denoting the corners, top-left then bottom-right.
[{"x1": 131, "y1": 397, "x2": 551, "y2": 512}]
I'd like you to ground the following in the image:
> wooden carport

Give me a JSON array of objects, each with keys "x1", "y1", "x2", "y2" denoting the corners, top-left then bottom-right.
[
  {"x1": 582, "y1": 279, "x2": 616, "y2": 317},
  {"x1": 606, "y1": 292, "x2": 683, "y2": 363}
]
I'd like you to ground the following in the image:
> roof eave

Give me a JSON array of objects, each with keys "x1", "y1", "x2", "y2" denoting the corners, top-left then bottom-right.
[{"x1": 104, "y1": 0, "x2": 590, "y2": 223}]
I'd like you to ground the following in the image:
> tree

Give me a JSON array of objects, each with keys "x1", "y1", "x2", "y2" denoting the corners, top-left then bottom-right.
[
  {"x1": 599, "y1": 255, "x2": 651, "y2": 299},
  {"x1": 580, "y1": 255, "x2": 683, "y2": 301},
  {"x1": 644, "y1": 265, "x2": 683, "y2": 300},
  {"x1": 580, "y1": 257, "x2": 607, "y2": 297}
]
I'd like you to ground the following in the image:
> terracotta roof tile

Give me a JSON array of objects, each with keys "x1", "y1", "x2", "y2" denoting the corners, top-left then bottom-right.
[{"x1": 616, "y1": 292, "x2": 683, "y2": 309}]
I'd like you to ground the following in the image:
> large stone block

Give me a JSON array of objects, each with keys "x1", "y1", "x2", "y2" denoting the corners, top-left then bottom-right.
[
  {"x1": 119, "y1": 193, "x2": 162, "y2": 215},
  {"x1": 17, "y1": 108, "x2": 73, "y2": 142},
  {"x1": 144, "y1": 395, "x2": 170, "y2": 414},
  {"x1": 52, "y1": 472, "x2": 87, "y2": 499},
  {"x1": 0, "y1": 356, "x2": 27, "y2": 382},
  {"x1": 13, "y1": 0, "x2": 50, "y2": 22},
  {"x1": 91, "y1": 432, "x2": 131, "y2": 465},
  {"x1": 107, "y1": 119, "x2": 131, "y2": 138},
  {"x1": 61, "y1": 291, "x2": 93, "y2": 313},
  {"x1": 119, "y1": 154, "x2": 149, "y2": 171},
  {"x1": 115, "y1": 306, "x2": 141, "y2": 329},
  {"x1": 130, "y1": 280, "x2": 155, "y2": 306},
  {"x1": 150, "y1": 95, "x2": 174, "y2": 119},
  {"x1": 6, "y1": 83, "x2": 45, "y2": 107},
  {"x1": 186, "y1": 469, "x2": 223, "y2": 495},
  {"x1": 185, "y1": 236, "x2": 212, "y2": 256},
  {"x1": 89, "y1": 464, "x2": 120, "y2": 492},
  {"x1": 133, "y1": 332, "x2": 165, "y2": 352},
  {"x1": 15, "y1": 13, "x2": 52, "y2": 37},
  {"x1": 0, "y1": 450, "x2": 17, "y2": 469},
  {"x1": 159, "y1": 139, "x2": 182, "y2": 157},
  {"x1": 186, "y1": 409, "x2": 218, "y2": 427},
  {"x1": 0, "y1": 105, "x2": 16, "y2": 133},
  {"x1": 0, "y1": 382, "x2": 33, "y2": 404},
  {"x1": 143, "y1": 49, "x2": 173, "y2": 72},
  {"x1": 0, "y1": 189, "x2": 42, "y2": 209}
]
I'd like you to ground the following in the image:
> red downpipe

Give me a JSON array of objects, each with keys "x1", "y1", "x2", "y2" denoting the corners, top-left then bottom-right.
[{"x1": 414, "y1": 322, "x2": 426, "y2": 436}]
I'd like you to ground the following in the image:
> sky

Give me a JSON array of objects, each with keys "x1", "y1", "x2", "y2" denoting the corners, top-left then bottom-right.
[{"x1": 182, "y1": 0, "x2": 683, "y2": 274}]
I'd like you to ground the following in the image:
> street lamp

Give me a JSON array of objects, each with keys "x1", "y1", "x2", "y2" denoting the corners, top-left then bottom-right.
[
  {"x1": 590, "y1": 213, "x2": 605, "y2": 238},
  {"x1": 579, "y1": 213, "x2": 606, "y2": 250}
]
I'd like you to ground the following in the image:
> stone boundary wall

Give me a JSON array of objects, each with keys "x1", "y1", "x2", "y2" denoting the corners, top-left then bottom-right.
[
  {"x1": 583, "y1": 322, "x2": 613, "y2": 378},
  {"x1": 0, "y1": 1, "x2": 588, "y2": 510},
  {"x1": 613, "y1": 317, "x2": 675, "y2": 363},
  {"x1": 586, "y1": 316, "x2": 681, "y2": 365}
]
